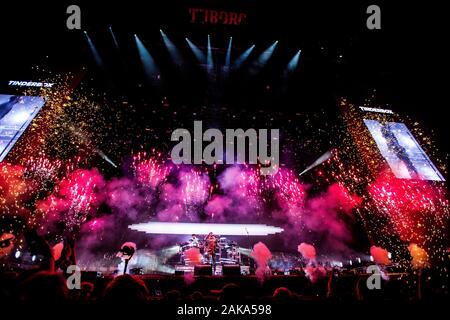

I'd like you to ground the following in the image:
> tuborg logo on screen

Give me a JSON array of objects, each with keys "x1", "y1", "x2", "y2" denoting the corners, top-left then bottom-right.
[{"x1": 170, "y1": 121, "x2": 279, "y2": 175}]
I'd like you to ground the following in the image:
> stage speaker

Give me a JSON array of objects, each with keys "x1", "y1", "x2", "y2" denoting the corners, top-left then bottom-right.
[
  {"x1": 194, "y1": 265, "x2": 212, "y2": 276},
  {"x1": 222, "y1": 265, "x2": 241, "y2": 276}
]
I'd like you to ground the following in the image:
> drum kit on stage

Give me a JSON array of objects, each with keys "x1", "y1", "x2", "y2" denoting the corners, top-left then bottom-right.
[{"x1": 178, "y1": 236, "x2": 241, "y2": 265}]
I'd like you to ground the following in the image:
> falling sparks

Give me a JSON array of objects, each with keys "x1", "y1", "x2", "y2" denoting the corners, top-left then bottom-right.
[
  {"x1": 132, "y1": 151, "x2": 171, "y2": 189},
  {"x1": 0, "y1": 76, "x2": 448, "y2": 283}
]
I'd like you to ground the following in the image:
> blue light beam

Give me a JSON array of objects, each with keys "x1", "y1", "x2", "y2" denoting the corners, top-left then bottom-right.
[
  {"x1": 84, "y1": 31, "x2": 104, "y2": 68},
  {"x1": 233, "y1": 44, "x2": 255, "y2": 68},
  {"x1": 287, "y1": 50, "x2": 301, "y2": 72},
  {"x1": 225, "y1": 37, "x2": 232, "y2": 69},
  {"x1": 186, "y1": 38, "x2": 206, "y2": 64},
  {"x1": 160, "y1": 29, "x2": 182, "y2": 65},
  {"x1": 134, "y1": 35, "x2": 159, "y2": 80},
  {"x1": 109, "y1": 27, "x2": 119, "y2": 49},
  {"x1": 207, "y1": 35, "x2": 213, "y2": 73},
  {"x1": 256, "y1": 41, "x2": 278, "y2": 66}
]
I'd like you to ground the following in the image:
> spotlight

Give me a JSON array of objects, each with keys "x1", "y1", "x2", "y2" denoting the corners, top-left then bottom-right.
[
  {"x1": 83, "y1": 31, "x2": 104, "y2": 68},
  {"x1": 286, "y1": 49, "x2": 301, "y2": 72},
  {"x1": 233, "y1": 44, "x2": 255, "y2": 68},
  {"x1": 238, "y1": 247, "x2": 252, "y2": 256},
  {"x1": 109, "y1": 26, "x2": 119, "y2": 48},
  {"x1": 224, "y1": 36, "x2": 233, "y2": 69},
  {"x1": 160, "y1": 245, "x2": 181, "y2": 259},
  {"x1": 255, "y1": 41, "x2": 278, "y2": 67},
  {"x1": 160, "y1": 29, "x2": 182, "y2": 65},
  {"x1": 135, "y1": 35, "x2": 160, "y2": 81},
  {"x1": 299, "y1": 150, "x2": 333, "y2": 176},
  {"x1": 207, "y1": 34, "x2": 213, "y2": 73},
  {"x1": 186, "y1": 38, "x2": 205, "y2": 64}
]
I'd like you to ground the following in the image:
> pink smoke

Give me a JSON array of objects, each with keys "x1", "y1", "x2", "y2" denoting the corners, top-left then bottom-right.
[
  {"x1": 298, "y1": 243, "x2": 316, "y2": 261},
  {"x1": 370, "y1": 245, "x2": 391, "y2": 265},
  {"x1": 251, "y1": 242, "x2": 272, "y2": 283},
  {"x1": 155, "y1": 168, "x2": 211, "y2": 222},
  {"x1": 204, "y1": 196, "x2": 232, "y2": 221},
  {"x1": 302, "y1": 183, "x2": 361, "y2": 254},
  {"x1": 184, "y1": 272, "x2": 196, "y2": 286},
  {"x1": 184, "y1": 247, "x2": 202, "y2": 266},
  {"x1": 36, "y1": 168, "x2": 105, "y2": 231},
  {"x1": 106, "y1": 177, "x2": 143, "y2": 220},
  {"x1": 304, "y1": 265, "x2": 327, "y2": 283},
  {"x1": 368, "y1": 169, "x2": 448, "y2": 246}
]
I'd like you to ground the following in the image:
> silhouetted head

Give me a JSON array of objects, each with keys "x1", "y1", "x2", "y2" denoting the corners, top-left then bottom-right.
[
  {"x1": 19, "y1": 271, "x2": 67, "y2": 302},
  {"x1": 102, "y1": 274, "x2": 149, "y2": 302},
  {"x1": 272, "y1": 287, "x2": 292, "y2": 301},
  {"x1": 166, "y1": 289, "x2": 181, "y2": 302},
  {"x1": 189, "y1": 291, "x2": 203, "y2": 301},
  {"x1": 219, "y1": 283, "x2": 241, "y2": 302}
]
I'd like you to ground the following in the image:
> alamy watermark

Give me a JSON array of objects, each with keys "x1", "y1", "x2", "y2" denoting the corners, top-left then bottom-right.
[
  {"x1": 366, "y1": 5, "x2": 381, "y2": 30},
  {"x1": 366, "y1": 265, "x2": 382, "y2": 290},
  {"x1": 170, "y1": 121, "x2": 279, "y2": 175},
  {"x1": 66, "y1": 265, "x2": 81, "y2": 290}
]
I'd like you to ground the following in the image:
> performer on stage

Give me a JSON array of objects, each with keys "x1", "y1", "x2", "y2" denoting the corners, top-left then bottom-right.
[
  {"x1": 204, "y1": 232, "x2": 218, "y2": 270},
  {"x1": 189, "y1": 234, "x2": 200, "y2": 247}
]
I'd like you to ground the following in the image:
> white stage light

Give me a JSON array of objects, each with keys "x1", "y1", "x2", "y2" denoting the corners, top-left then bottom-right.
[{"x1": 129, "y1": 222, "x2": 284, "y2": 236}]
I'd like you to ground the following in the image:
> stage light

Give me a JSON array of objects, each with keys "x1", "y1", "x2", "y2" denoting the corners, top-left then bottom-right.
[
  {"x1": 185, "y1": 38, "x2": 205, "y2": 64},
  {"x1": 129, "y1": 222, "x2": 284, "y2": 236},
  {"x1": 256, "y1": 41, "x2": 278, "y2": 66},
  {"x1": 109, "y1": 26, "x2": 119, "y2": 48},
  {"x1": 15, "y1": 250, "x2": 21, "y2": 259},
  {"x1": 160, "y1": 245, "x2": 181, "y2": 259},
  {"x1": 238, "y1": 247, "x2": 252, "y2": 256},
  {"x1": 224, "y1": 36, "x2": 232, "y2": 69},
  {"x1": 160, "y1": 29, "x2": 182, "y2": 65},
  {"x1": 83, "y1": 31, "x2": 104, "y2": 68},
  {"x1": 286, "y1": 49, "x2": 301, "y2": 72},
  {"x1": 135, "y1": 35, "x2": 160, "y2": 81},
  {"x1": 96, "y1": 150, "x2": 118, "y2": 168},
  {"x1": 299, "y1": 150, "x2": 333, "y2": 176},
  {"x1": 207, "y1": 34, "x2": 213, "y2": 73},
  {"x1": 233, "y1": 44, "x2": 255, "y2": 68}
]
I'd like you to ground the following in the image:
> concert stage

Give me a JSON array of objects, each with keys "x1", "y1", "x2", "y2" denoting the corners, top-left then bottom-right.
[{"x1": 0, "y1": 0, "x2": 448, "y2": 309}]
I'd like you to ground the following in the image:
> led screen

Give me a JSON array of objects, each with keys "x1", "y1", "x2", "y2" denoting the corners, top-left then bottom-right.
[
  {"x1": 364, "y1": 119, "x2": 444, "y2": 181},
  {"x1": 0, "y1": 94, "x2": 45, "y2": 162}
]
